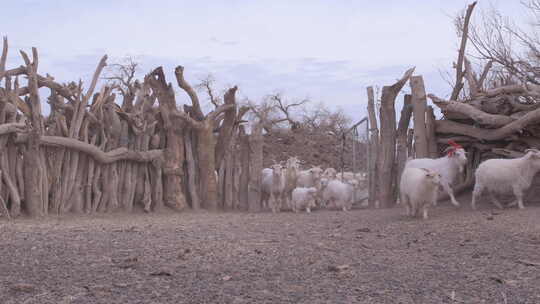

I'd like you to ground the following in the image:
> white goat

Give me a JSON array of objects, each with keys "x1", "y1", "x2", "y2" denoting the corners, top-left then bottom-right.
[
  {"x1": 399, "y1": 167, "x2": 442, "y2": 219},
  {"x1": 269, "y1": 164, "x2": 285, "y2": 213},
  {"x1": 261, "y1": 168, "x2": 273, "y2": 180},
  {"x1": 297, "y1": 166, "x2": 324, "y2": 207},
  {"x1": 261, "y1": 172, "x2": 272, "y2": 210},
  {"x1": 336, "y1": 171, "x2": 353, "y2": 182},
  {"x1": 261, "y1": 164, "x2": 285, "y2": 212},
  {"x1": 404, "y1": 142, "x2": 467, "y2": 207},
  {"x1": 333, "y1": 171, "x2": 367, "y2": 204},
  {"x1": 291, "y1": 187, "x2": 318, "y2": 213},
  {"x1": 336, "y1": 171, "x2": 366, "y2": 183},
  {"x1": 323, "y1": 168, "x2": 337, "y2": 179},
  {"x1": 281, "y1": 157, "x2": 301, "y2": 209},
  {"x1": 320, "y1": 179, "x2": 358, "y2": 211},
  {"x1": 471, "y1": 149, "x2": 540, "y2": 210},
  {"x1": 297, "y1": 166, "x2": 324, "y2": 188}
]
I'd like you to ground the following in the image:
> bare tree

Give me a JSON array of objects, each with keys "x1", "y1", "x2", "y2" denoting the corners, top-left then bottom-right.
[
  {"x1": 267, "y1": 93, "x2": 308, "y2": 130},
  {"x1": 244, "y1": 98, "x2": 287, "y2": 133},
  {"x1": 103, "y1": 56, "x2": 140, "y2": 95},
  {"x1": 170, "y1": 66, "x2": 239, "y2": 210},
  {"x1": 195, "y1": 73, "x2": 222, "y2": 108},
  {"x1": 300, "y1": 102, "x2": 351, "y2": 134},
  {"x1": 300, "y1": 102, "x2": 325, "y2": 130},
  {"x1": 103, "y1": 56, "x2": 141, "y2": 111},
  {"x1": 450, "y1": 1, "x2": 478, "y2": 100},
  {"x1": 467, "y1": 1, "x2": 540, "y2": 86}
]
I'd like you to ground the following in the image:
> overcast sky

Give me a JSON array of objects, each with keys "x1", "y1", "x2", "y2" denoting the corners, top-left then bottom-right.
[{"x1": 2, "y1": 0, "x2": 524, "y2": 119}]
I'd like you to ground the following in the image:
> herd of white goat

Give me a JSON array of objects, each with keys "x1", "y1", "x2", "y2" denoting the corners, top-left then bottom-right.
[
  {"x1": 400, "y1": 141, "x2": 540, "y2": 219},
  {"x1": 261, "y1": 157, "x2": 368, "y2": 213},
  {"x1": 261, "y1": 140, "x2": 540, "y2": 220}
]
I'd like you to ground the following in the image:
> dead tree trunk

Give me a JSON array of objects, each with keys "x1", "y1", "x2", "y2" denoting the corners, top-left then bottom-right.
[
  {"x1": 21, "y1": 48, "x2": 45, "y2": 217},
  {"x1": 407, "y1": 129, "x2": 415, "y2": 157},
  {"x1": 450, "y1": 1, "x2": 478, "y2": 100},
  {"x1": 248, "y1": 122, "x2": 263, "y2": 212},
  {"x1": 215, "y1": 87, "x2": 239, "y2": 171},
  {"x1": 223, "y1": 140, "x2": 235, "y2": 210},
  {"x1": 425, "y1": 106, "x2": 438, "y2": 158},
  {"x1": 238, "y1": 126, "x2": 249, "y2": 211},
  {"x1": 172, "y1": 66, "x2": 234, "y2": 210},
  {"x1": 366, "y1": 86, "x2": 379, "y2": 208},
  {"x1": 24, "y1": 128, "x2": 42, "y2": 216},
  {"x1": 377, "y1": 68, "x2": 415, "y2": 208},
  {"x1": 146, "y1": 67, "x2": 187, "y2": 210},
  {"x1": 410, "y1": 75, "x2": 428, "y2": 158},
  {"x1": 184, "y1": 131, "x2": 200, "y2": 210},
  {"x1": 396, "y1": 94, "x2": 413, "y2": 187},
  {"x1": 197, "y1": 121, "x2": 218, "y2": 209}
]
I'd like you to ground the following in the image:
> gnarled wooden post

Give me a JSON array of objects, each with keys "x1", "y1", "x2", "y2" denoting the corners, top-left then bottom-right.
[
  {"x1": 366, "y1": 86, "x2": 379, "y2": 208},
  {"x1": 377, "y1": 67, "x2": 415, "y2": 208},
  {"x1": 248, "y1": 122, "x2": 263, "y2": 212},
  {"x1": 184, "y1": 130, "x2": 200, "y2": 210},
  {"x1": 396, "y1": 94, "x2": 413, "y2": 195},
  {"x1": 407, "y1": 128, "x2": 415, "y2": 157},
  {"x1": 146, "y1": 67, "x2": 187, "y2": 211},
  {"x1": 173, "y1": 66, "x2": 234, "y2": 210},
  {"x1": 410, "y1": 75, "x2": 428, "y2": 158},
  {"x1": 20, "y1": 48, "x2": 45, "y2": 217},
  {"x1": 425, "y1": 106, "x2": 438, "y2": 158},
  {"x1": 238, "y1": 126, "x2": 250, "y2": 211}
]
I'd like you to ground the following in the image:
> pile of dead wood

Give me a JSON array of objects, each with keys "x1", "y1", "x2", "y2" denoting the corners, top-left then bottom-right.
[{"x1": 0, "y1": 37, "x2": 262, "y2": 218}]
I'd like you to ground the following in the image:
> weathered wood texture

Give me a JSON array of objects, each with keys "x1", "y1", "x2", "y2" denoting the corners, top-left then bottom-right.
[
  {"x1": 0, "y1": 38, "x2": 258, "y2": 217},
  {"x1": 377, "y1": 68, "x2": 415, "y2": 208},
  {"x1": 410, "y1": 75, "x2": 428, "y2": 158},
  {"x1": 366, "y1": 86, "x2": 379, "y2": 208},
  {"x1": 248, "y1": 123, "x2": 263, "y2": 212},
  {"x1": 395, "y1": 94, "x2": 413, "y2": 187}
]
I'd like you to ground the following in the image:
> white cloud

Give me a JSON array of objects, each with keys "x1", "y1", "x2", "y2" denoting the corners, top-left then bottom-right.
[{"x1": 1, "y1": 0, "x2": 526, "y2": 118}]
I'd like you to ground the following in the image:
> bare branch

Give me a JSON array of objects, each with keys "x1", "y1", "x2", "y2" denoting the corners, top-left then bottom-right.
[
  {"x1": 207, "y1": 104, "x2": 234, "y2": 121},
  {"x1": 84, "y1": 55, "x2": 108, "y2": 104},
  {"x1": 464, "y1": 57, "x2": 479, "y2": 97},
  {"x1": 174, "y1": 65, "x2": 204, "y2": 120},
  {"x1": 268, "y1": 93, "x2": 308, "y2": 129},
  {"x1": 435, "y1": 106, "x2": 540, "y2": 140},
  {"x1": 390, "y1": 67, "x2": 416, "y2": 92},
  {"x1": 451, "y1": 1, "x2": 478, "y2": 100},
  {"x1": 196, "y1": 74, "x2": 221, "y2": 108},
  {"x1": 171, "y1": 109, "x2": 203, "y2": 130},
  {"x1": 477, "y1": 60, "x2": 493, "y2": 89},
  {"x1": 103, "y1": 57, "x2": 139, "y2": 99},
  {"x1": 16, "y1": 135, "x2": 163, "y2": 164},
  {"x1": 429, "y1": 93, "x2": 515, "y2": 126}
]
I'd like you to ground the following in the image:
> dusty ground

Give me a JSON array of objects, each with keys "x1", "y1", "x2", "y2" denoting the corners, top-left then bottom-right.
[{"x1": 1, "y1": 199, "x2": 540, "y2": 303}]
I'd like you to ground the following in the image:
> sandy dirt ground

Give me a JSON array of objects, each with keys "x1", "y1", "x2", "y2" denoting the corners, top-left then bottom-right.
[{"x1": 1, "y1": 198, "x2": 540, "y2": 303}]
